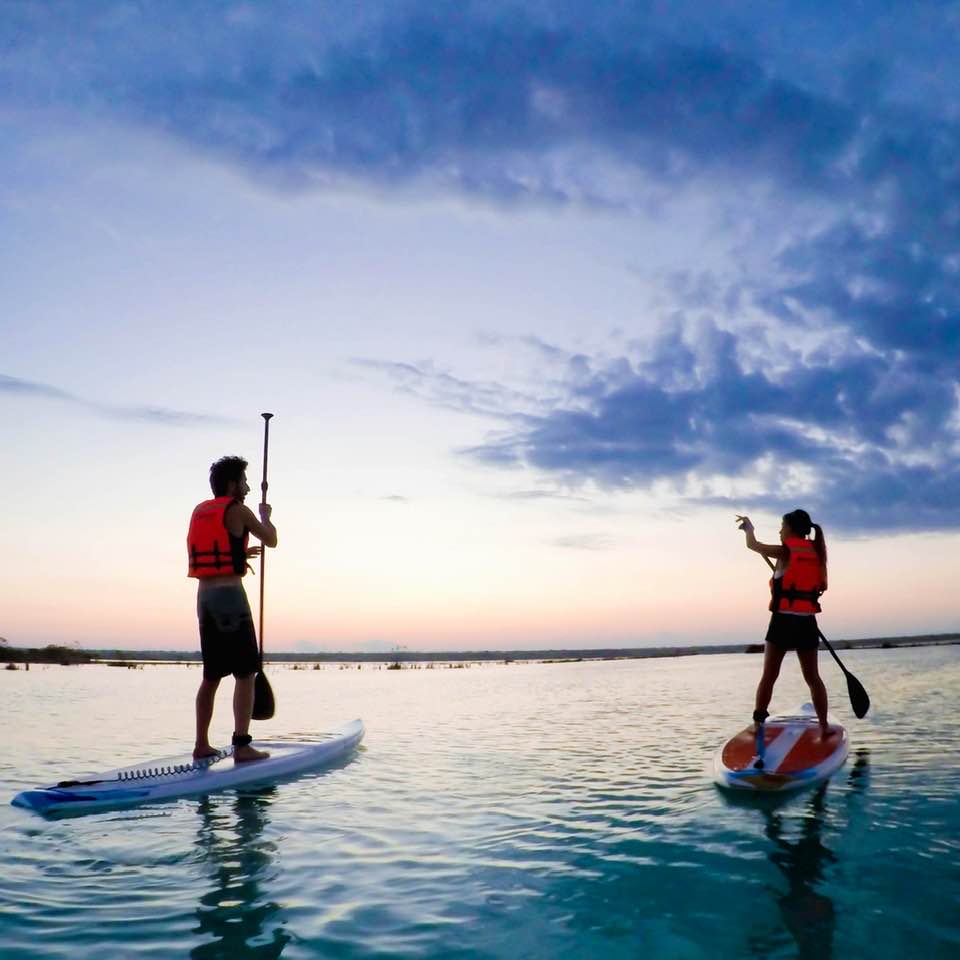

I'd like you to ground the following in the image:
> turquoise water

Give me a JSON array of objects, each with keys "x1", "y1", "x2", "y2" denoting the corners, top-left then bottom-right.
[{"x1": 2, "y1": 645, "x2": 958, "y2": 959}]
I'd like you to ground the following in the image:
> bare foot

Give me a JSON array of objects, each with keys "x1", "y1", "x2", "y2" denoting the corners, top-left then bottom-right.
[
  {"x1": 193, "y1": 745, "x2": 220, "y2": 760},
  {"x1": 234, "y1": 744, "x2": 270, "y2": 763}
]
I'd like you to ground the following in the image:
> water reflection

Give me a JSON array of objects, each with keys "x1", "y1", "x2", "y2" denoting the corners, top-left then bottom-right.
[
  {"x1": 746, "y1": 751, "x2": 871, "y2": 960},
  {"x1": 191, "y1": 789, "x2": 290, "y2": 959},
  {"x1": 847, "y1": 748, "x2": 871, "y2": 793},
  {"x1": 759, "y1": 786, "x2": 837, "y2": 960}
]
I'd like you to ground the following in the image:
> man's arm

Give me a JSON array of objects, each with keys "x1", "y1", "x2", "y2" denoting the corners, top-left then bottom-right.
[{"x1": 227, "y1": 503, "x2": 278, "y2": 548}]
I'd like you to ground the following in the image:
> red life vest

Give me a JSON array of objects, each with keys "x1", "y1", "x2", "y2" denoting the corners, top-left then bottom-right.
[
  {"x1": 769, "y1": 537, "x2": 824, "y2": 614},
  {"x1": 187, "y1": 497, "x2": 249, "y2": 578}
]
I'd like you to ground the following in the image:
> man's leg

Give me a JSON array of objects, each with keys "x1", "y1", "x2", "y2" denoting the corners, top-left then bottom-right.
[
  {"x1": 233, "y1": 673, "x2": 255, "y2": 737},
  {"x1": 232, "y1": 674, "x2": 269, "y2": 762},
  {"x1": 194, "y1": 677, "x2": 221, "y2": 758}
]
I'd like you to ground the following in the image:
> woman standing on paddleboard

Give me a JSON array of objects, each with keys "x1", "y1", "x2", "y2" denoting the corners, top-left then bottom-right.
[{"x1": 736, "y1": 510, "x2": 835, "y2": 738}]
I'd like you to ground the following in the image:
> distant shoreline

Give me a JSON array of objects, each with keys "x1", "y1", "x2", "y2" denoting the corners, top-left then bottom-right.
[{"x1": 2, "y1": 632, "x2": 958, "y2": 667}]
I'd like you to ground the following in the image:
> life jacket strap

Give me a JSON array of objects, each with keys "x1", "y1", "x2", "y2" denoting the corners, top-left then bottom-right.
[
  {"x1": 190, "y1": 539, "x2": 244, "y2": 573},
  {"x1": 779, "y1": 585, "x2": 822, "y2": 604},
  {"x1": 771, "y1": 577, "x2": 822, "y2": 612}
]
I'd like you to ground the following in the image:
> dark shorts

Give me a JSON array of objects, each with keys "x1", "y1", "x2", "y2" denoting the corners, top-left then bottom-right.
[
  {"x1": 765, "y1": 612, "x2": 820, "y2": 652},
  {"x1": 197, "y1": 585, "x2": 260, "y2": 681}
]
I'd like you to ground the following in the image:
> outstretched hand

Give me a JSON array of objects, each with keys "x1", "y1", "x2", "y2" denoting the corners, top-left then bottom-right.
[{"x1": 735, "y1": 514, "x2": 754, "y2": 532}]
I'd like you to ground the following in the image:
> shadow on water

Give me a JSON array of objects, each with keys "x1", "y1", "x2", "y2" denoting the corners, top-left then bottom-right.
[
  {"x1": 744, "y1": 749, "x2": 871, "y2": 960},
  {"x1": 191, "y1": 788, "x2": 291, "y2": 960}
]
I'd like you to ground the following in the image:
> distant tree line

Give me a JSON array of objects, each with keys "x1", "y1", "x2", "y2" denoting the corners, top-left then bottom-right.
[{"x1": 0, "y1": 644, "x2": 94, "y2": 665}]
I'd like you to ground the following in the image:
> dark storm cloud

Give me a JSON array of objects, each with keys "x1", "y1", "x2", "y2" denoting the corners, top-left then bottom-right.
[{"x1": 0, "y1": 4, "x2": 864, "y2": 197}]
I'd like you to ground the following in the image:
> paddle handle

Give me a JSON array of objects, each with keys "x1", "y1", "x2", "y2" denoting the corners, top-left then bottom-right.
[
  {"x1": 258, "y1": 413, "x2": 273, "y2": 663},
  {"x1": 260, "y1": 413, "x2": 272, "y2": 503}
]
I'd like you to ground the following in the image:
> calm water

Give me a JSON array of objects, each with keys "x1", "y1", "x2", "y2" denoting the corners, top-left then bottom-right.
[{"x1": 2, "y1": 646, "x2": 959, "y2": 959}]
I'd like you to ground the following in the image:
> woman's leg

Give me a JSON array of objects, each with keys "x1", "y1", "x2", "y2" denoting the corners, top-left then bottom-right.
[
  {"x1": 797, "y1": 648, "x2": 831, "y2": 734},
  {"x1": 754, "y1": 642, "x2": 787, "y2": 721}
]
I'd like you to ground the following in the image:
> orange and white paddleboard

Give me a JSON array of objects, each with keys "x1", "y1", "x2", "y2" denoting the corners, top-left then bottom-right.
[{"x1": 714, "y1": 703, "x2": 848, "y2": 792}]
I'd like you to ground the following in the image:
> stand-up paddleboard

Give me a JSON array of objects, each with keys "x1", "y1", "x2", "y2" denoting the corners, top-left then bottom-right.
[
  {"x1": 12, "y1": 719, "x2": 364, "y2": 815},
  {"x1": 714, "y1": 705, "x2": 847, "y2": 792}
]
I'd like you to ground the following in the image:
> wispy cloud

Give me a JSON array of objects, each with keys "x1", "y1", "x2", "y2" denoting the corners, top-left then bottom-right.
[
  {"x1": 351, "y1": 358, "x2": 543, "y2": 419},
  {"x1": 548, "y1": 533, "x2": 619, "y2": 551},
  {"x1": 494, "y1": 489, "x2": 592, "y2": 504},
  {"x1": 0, "y1": 373, "x2": 236, "y2": 427},
  {"x1": 0, "y1": 374, "x2": 75, "y2": 402}
]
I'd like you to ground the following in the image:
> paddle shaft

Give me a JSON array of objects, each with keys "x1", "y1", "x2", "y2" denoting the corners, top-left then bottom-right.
[{"x1": 258, "y1": 413, "x2": 273, "y2": 664}]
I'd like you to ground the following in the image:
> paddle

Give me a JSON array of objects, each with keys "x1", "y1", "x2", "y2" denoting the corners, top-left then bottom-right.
[
  {"x1": 817, "y1": 629, "x2": 870, "y2": 719},
  {"x1": 759, "y1": 554, "x2": 870, "y2": 718},
  {"x1": 252, "y1": 412, "x2": 276, "y2": 721}
]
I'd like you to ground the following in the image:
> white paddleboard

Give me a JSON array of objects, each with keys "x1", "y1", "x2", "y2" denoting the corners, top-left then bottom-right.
[
  {"x1": 714, "y1": 704, "x2": 847, "y2": 792},
  {"x1": 12, "y1": 718, "x2": 364, "y2": 815}
]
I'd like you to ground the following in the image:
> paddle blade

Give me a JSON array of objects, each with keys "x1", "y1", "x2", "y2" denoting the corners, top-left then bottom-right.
[
  {"x1": 846, "y1": 671, "x2": 870, "y2": 719},
  {"x1": 252, "y1": 671, "x2": 275, "y2": 720}
]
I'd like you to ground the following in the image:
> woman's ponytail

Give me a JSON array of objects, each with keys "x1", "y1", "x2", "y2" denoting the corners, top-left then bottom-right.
[{"x1": 811, "y1": 522, "x2": 828, "y2": 589}]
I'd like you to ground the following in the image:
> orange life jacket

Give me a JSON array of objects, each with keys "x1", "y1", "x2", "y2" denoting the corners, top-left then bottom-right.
[
  {"x1": 769, "y1": 537, "x2": 824, "y2": 614},
  {"x1": 187, "y1": 497, "x2": 249, "y2": 578}
]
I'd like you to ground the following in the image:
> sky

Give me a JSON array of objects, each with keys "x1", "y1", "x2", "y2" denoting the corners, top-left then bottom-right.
[{"x1": 3, "y1": 1, "x2": 960, "y2": 652}]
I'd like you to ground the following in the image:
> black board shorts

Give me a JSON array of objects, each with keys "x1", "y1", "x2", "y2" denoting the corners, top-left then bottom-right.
[
  {"x1": 197, "y1": 585, "x2": 260, "y2": 680},
  {"x1": 765, "y1": 612, "x2": 820, "y2": 652}
]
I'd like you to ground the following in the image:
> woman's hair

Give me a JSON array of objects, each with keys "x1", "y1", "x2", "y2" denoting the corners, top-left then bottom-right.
[{"x1": 783, "y1": 508, "x2": 828, "y2": 569}]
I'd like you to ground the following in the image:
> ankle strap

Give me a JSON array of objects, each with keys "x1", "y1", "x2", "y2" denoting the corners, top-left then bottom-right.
[{"x1": 231, "y1": 733, "x2": 253, "y2": 747}]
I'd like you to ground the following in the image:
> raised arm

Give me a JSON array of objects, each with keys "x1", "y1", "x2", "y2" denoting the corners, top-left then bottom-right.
[
  {"x1": 735, "y1": 515, "x2": 786, "y2": 561},
  {"x1": 227, "y1": 503, "x2": 278, "y2": 548}
]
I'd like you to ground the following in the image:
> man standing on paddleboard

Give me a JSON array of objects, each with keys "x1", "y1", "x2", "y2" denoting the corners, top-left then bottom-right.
[
  {"x1": 736, "y1": 510, "x2": 836, "y2": 739},
  {"x1": 187, "y1": 456, "x2": 277, "y2": 763}
]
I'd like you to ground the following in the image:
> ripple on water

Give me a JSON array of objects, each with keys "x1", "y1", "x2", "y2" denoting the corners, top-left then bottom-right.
[{"x1": 2, "y1": 648, "x2": 960, "y2": 959}]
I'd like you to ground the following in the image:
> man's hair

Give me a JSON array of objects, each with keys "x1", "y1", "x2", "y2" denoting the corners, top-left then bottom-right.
[{"x1": 209, "y1": 456, "x2": 248, "y2": 496}]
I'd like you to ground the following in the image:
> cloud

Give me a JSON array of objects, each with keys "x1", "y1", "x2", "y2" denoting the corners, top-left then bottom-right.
[
  {"x1": 5, "y1": 4, "x2": 960, "y2": 530},
  {"x1": 0, "y1": 374, "x2": 75, "y2": 402},
  {"x1": 375, "y1": 320, "x2": 960, "y2": 532},
  {"x1": 494, "y1": 489, "x2": 592, "y2": 503},
  {"x1": 0, "y1": 5, "x2": 892, "y2": 202},
  {"x1": 0, "y1": 373, "x2": 236, "y2": 427},
  {"x1": 548, "y1": 533, "x2": 619, "y2": 550},
  {"x1": 351, "y1": 357, "x2": 543, "y2": 419},
  {"x1": 303, "y1": 9, "x2": 959, "y2": 533}
]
